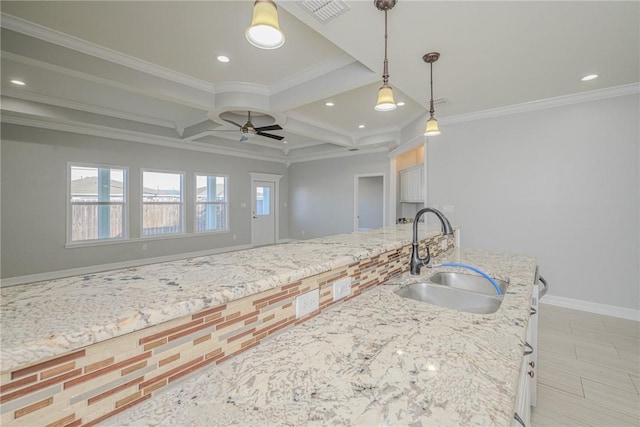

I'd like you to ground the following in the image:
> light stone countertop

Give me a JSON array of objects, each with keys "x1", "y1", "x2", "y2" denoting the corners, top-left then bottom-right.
[
  {"x1": 1, "y1": 224, "x2": 446, "y2": 372},
  {"x1": 105, "y1": 248, "x2": 538, "y2": 427}
]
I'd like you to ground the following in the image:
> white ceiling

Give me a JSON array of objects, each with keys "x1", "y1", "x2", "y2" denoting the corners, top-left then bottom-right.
[{"x1": 1, "y1": 1, "x2": 638, "y2": 163}]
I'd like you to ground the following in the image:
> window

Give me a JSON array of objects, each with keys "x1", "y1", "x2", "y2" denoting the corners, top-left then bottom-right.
[
  {"x1": 69, "y1": 164, "x2": 126, "y2": 242},
  {"x1": 255, "y1": 185, "x2": 271, "y2": 215},
  {"x1": 142, "y1": 170, "x2": 184, "y2": 236},
  {"x1": 195, "y1": 174, "x2": 228, "y2": 232}
]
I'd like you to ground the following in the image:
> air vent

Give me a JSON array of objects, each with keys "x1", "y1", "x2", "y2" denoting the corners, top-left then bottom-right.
[{"x1": 298, "y1": 0, "x2": 350, "y2": 23}]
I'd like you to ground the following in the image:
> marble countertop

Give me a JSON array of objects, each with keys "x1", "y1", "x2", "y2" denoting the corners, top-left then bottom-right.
[
  {"x1": 106, "y1": 248, "x2": 538, "y2": 427},
  {"x1": 1, "y1": 224, "x2": 446, "y2": 372}
]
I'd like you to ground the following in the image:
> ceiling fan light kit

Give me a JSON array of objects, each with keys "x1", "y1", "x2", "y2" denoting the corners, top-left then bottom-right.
[
  {"x1": 423, "y1": 52, "x2": 442, "y2": 136},
  {"x1": 374, "y1": 0, "x2": 397, "y2": 112},
  {"x1": 246, "y1": 0, "x2": 285, "y2": 50}
]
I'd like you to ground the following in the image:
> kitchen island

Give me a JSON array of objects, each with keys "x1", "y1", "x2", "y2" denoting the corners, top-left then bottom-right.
[
  {"x1": 105, "y1": 248, "x2": 537, "y2": 426},
  {"x1": 1, "y1": 224, "x2": 457, "y2": 426}
]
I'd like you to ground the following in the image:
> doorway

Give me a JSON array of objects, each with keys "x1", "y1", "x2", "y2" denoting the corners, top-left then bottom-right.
[
  {"x1": 354, "y1": 174, "x2": 385, "y2": 232},
  {"x1": 250, "y1": 173, "x2": 282, "y2": 247}
]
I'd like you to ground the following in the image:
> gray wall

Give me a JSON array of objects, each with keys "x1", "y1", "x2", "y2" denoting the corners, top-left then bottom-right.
[
  {"x1": 1, "y1": 124, "x2": 288, "y2": 278},
  {"x1": 358, "y1": 175, "x2": 383, "y2": 230},
  {"x1": 288, "y1": 153, "x2": 389, "y2": 239},
  {"x1": 427, "y1": 94, "x2": 639, "y2": 310}
]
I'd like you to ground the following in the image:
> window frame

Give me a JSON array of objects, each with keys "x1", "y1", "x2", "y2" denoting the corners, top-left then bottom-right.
[
  {"x1": 194, "y1": 172, "x2": 230, "y2": 234},
  {"x1": 66, "y1": 162, "x2": 129, "y2": 246},
  {"x1": 140, "y1": 168, "x2": 185, "y2": 238}
]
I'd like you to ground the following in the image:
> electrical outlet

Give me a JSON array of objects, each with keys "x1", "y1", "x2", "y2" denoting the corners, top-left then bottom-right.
[
  {"x1": 333, "y1": 277, "x2": 352, "y2": 301},
  {"x1": 296, "y1": 289, "x2": 319, "y2": 318}
]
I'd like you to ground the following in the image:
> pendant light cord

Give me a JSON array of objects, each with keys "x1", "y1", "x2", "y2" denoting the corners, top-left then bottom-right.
[
  {"x1": 429, "y1": 61, "x2": 435, "y2": 116},
  {"x1": 382, "y1": 10, "x2": 389, "y2": 84}
]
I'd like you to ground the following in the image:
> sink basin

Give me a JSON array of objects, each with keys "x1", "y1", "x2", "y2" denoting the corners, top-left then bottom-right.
[
  {"x1": 428, "y1": 272, "x2": 509, "y2": 296},
  {"x1": 395, "y1": 282, "x2": 503, "y2": 314}
]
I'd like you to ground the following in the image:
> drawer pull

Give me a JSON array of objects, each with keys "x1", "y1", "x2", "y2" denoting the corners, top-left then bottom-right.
[
  {"x1": 524, "y1": 342, "x2": 534, "y2": 356},
  {"x1": 531, "y1": 307, "x2": 537, "y2": 316},
  {"x1": 514, "y1": 412, "x2": 526, "y2": 427},
  {"x1": 528, "y1": 370, "x2": 535, "y2": 378},
  {"x1": 529, "y1": 361, "x2": 535, "y2": 368}
]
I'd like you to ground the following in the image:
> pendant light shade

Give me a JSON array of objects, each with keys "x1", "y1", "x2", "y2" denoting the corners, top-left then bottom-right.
[
  {"x1": 246, "y1": 0, "x2": 285, "y2": 50},
  {"x1": 423, "y1": 52, "x2": 441, "y2": 136},
  {"x1": 374, "y1": 0, "x2": 397, "y2": 112},
  {"x1": 425, "y1": 117, "x2": 441, "y2": 136},
  {"x1": 375, "y1": 84, "x2": 396, "y2": 112}
]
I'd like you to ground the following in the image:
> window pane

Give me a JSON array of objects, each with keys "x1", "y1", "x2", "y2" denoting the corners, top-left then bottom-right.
[
  {"x1": 196, "y1": 175, "x2": 226, "y2": 202},
  {"x1": 71, "y1": 204, "x2": 124, "y2": 241},
  {"x1": 142, "y1": 204, "x2": 182, "y2": 236},
  {"x1": 71, "y1": 166, "x2": 125, "y2": 202},
  {"x1": 70, "y1": 165, "x2": 126, "y2": 242},
  {"x1": 256, "y1": 186, "x2": 270, "y2": 216},
  {"x1": 195, "y1": 203, "x2": 227, "y2": 231},
  {"x1": 143, "y1": 171, "x2": 182, "y2": 202}
]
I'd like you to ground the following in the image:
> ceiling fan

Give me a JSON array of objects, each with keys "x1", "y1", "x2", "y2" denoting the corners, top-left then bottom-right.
[{"x1": 216, "y1": 111, "x2": 284, "y2": 142}]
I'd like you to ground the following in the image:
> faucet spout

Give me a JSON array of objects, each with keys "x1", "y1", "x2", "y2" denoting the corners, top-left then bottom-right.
[{"x1": 410, "y1": 207, "x2": 454, "y2": 275}]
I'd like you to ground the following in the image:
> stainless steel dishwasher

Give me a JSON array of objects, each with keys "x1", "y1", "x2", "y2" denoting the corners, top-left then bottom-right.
[{"x1": 529, "y1": 267, "x2": 548, "y2": 407}]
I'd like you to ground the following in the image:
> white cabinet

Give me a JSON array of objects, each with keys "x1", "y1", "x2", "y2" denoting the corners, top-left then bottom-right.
[{"x1": 399, "y1": 164, "x2": 424, "y2": 203}]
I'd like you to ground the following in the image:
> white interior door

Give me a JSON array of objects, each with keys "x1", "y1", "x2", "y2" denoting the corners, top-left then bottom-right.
[
  {"x1": 252, "y1": 181, "x2": 275, "y2": 246},
  {"x1": 354, "y1": 174, "x2": 385, "y2": 231}
]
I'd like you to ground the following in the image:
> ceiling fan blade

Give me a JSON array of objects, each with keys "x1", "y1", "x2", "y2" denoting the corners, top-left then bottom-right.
[
  {"x1": 254, "y1": 124, "x2": 282, "y2": 132},
  {"x1": 221, "y1": 118, "x2": 244, "y2": 128},
  {"x1": 257, "y1": 131, "x2": 285, "y2": 141}
]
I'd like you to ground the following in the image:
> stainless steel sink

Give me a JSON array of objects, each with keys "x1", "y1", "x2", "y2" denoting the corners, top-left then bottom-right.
[
  {"x1": 394, "y1": 272, "x2": 508, "y2": 314},
  {"x1": 395, "y1": 282, "x2": 503, "y2": 314},
  {"x1": 428, "y1": 272, "x2": 509, "y2": 296}
]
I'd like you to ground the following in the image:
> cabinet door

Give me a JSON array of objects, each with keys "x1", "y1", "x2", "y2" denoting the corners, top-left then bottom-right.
[{"x1": 399, "y1": 165, "x2": 424, "y2": 203}]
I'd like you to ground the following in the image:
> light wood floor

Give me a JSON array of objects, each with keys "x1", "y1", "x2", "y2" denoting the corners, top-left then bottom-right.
[{"x1": 531, "y1": 303, "x2": 640, "y2": 426}]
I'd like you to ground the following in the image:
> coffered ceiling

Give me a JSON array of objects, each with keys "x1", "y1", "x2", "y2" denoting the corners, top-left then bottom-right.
[{"x1": 1, "y1": 1, "x2": 638, "y2": 164}]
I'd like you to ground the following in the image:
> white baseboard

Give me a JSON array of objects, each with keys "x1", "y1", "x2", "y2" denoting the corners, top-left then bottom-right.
[
  {"x1": 0, "y1": 244, "x2": 253, "y2": 288},
  {"x1": 542, "y1": 294, "x2": 640, "y2": 322},
  {"x1": 277, "y1": 238, "x2": 299, "y2": 243}
]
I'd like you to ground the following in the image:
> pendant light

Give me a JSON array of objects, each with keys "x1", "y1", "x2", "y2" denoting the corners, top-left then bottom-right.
[
  {"x1": 423, "y1": 52, "x2": 441, "y2": 136},
  {"x1": 246, "y1": 0, "x2": 285, "y2": 50},
  {"x1": 374, "y1": 0, "x2": 397, "y2": 112}
]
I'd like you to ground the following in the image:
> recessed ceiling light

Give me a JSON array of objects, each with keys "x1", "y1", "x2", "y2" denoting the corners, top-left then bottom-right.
[
  {"x1": 325, "y1": 102, "x2": 334, "y2": 107},
  {"x1": 358, "y1": 124, "x2": 366, "y2": 129},
  {"x1": 397, "y1": 101, "x2": 405, "y2": 107},
  {"x1": 581, "y1": 74, "x2": 598, "y2": 81},
  {"x1": 10, "y1": 79, "x2": 26, "y2": 86},
  {"x1": 282, "y1": 140, "x2": 288, "y2": 144},
  {"x1": 217, "y1": 55, "x2": 230, "y2": 63}
]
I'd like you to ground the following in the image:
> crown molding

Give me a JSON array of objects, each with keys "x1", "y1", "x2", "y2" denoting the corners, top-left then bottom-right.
[
  {"x1": 214, "y1": 82, "x2": 270, "y2": 96},
  {"x1": 387, "y1": 134, "x2": 425, "y2": 158},
  {"x1": 389, "y1": 83, "x2": 640, "y2": 157},
  {"x1": 287, "y1": 146, "x2": 389, "y2": 165},
  {"x1": 441, "y1": 83, "x2": 640, "y2": 126},
  {"x1": 1, "y1": 13, "x2": 217, "y2": 94},
  {"x1": 2, "y1": 114, "x2": 392, "y2": 166},
  {"x1": 2, "y1": 51, "x2": 212, "y2": 111},
  {"x1": 1, "y1": 115, "x2": 288, "y2": 164},
  {"x1": 2, "y1": 88, "x2": 176, "y2": 129}
]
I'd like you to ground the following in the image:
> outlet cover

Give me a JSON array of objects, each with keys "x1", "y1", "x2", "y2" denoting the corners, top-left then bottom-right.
[
  {"x1": 296, "y1": 289, "x2": 319, "y2": 318},
  {"x1": 333, "y1": 277, "x2": 352, "y2": 301}
]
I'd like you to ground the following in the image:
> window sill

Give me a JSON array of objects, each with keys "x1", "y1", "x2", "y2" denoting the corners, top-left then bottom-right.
[{"x1": 66, "y1": 231, "x2": 230, "y2": 249}]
